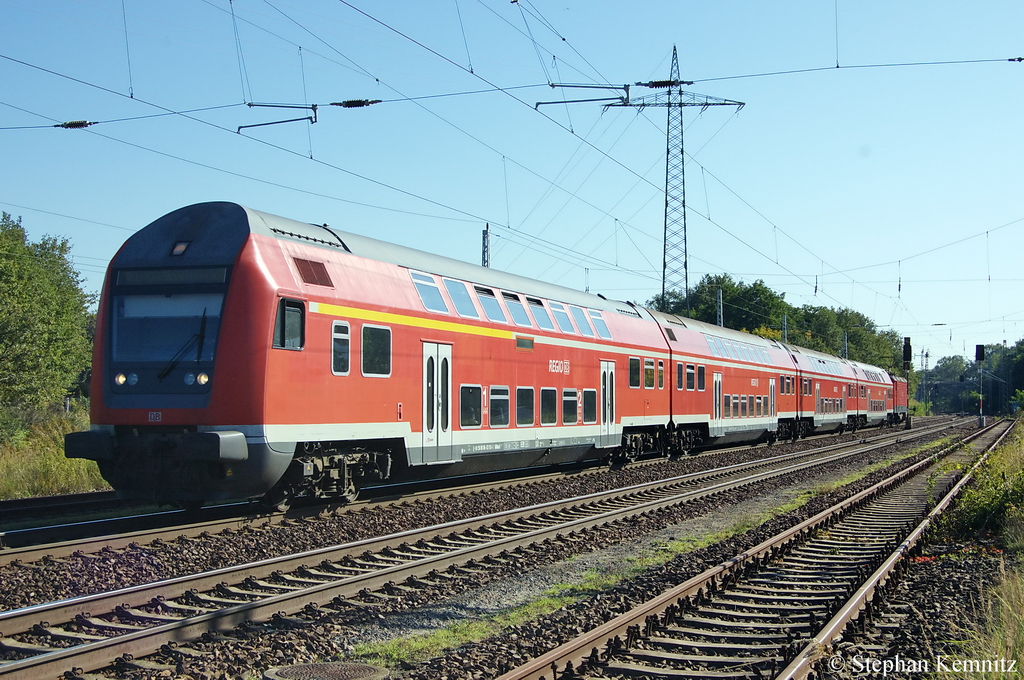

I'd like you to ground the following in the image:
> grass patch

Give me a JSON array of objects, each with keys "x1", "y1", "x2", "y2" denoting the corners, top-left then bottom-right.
[
  {"x1": 946, "y1": 424, "x2": 1024, "y2": 538},
  {"x1": 0, "y1": 402, "x2": 107, "y2": 499}
]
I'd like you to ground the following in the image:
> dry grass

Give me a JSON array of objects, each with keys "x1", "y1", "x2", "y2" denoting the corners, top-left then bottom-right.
[{"x1": 0, "y1": 403, "x2": 108, "y2": 499}]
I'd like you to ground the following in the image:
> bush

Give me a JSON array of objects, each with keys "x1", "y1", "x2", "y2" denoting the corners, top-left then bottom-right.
[
  {"x1": 949, "y1": 425, "x2": 1024, "y2": 539},
  {"x1": 0, "y1": 402, "x2": 108, "y2": 499}
]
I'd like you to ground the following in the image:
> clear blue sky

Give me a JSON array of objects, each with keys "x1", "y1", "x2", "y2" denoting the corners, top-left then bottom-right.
[{"x1": 2, "y1": 1, "x2": 1022, "y2": 367}]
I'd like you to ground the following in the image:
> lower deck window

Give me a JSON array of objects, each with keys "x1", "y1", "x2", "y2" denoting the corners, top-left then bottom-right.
[
  {"x1": 490, "y1": 386, "x2": 510, "y2": 427},
  {"x1": 460, "y1": 385, "x2": 482, "y2": 427},
  {"x1": 562, "y1": 389, "x2": 578, "y2": 425},
  {"x1": 541, "y1": 388, "x2": 557, "y2": 425},
  {"x1": 332, "y1": 321, "x2": 350, "y2": 374},
  {"x1": 516, "y1": 387, "x2": 534, "y2": 426},
  {"x1": 361, "y1": 325, "x2": 391, "y2": 376},
  {"x1": 582, "y1": 389, "x2": 597, "y2": 424}
]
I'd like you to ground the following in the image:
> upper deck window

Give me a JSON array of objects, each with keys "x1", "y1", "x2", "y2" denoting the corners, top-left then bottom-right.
[
  {"x1": 502, "y1": 292, "x2": 533, "y2": 327},
  {"x1": 443, "y1": 279, "x2": 479, "y2": 318},
  {"x1": 549, "y1": 302, "x2": 575, "y2": 333},
  {"x1": 569, "y1": 306, "x2": 595, "y2": 337},
  {"x1": 411, "y1": 272, "x2": 449, "y2": 314},
  {"x1": 475, "y1": 287, "x2": 507, "y2": 323},
  {"x1": 588, "y1": 310, "x2": 612, "y2": 339},
  {"x1": 527, "y1": 298, "x2": 555, "y2": 331}
]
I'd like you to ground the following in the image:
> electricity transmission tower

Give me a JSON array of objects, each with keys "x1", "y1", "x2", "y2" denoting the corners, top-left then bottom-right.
[
  {"x1": 538, "y1": 47, "x2": 743, "y2": 310},
  {"x1": 607, "y1": 47, "x2": 743, "y2": 307}
]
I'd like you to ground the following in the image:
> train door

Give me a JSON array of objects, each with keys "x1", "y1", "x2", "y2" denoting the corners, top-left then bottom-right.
[
  {"x1": 600, "y1": 360, "x2": 616, "y2": 446},
  {"x1": 422, "y1": 342, "x2": 454, "y2": 463},
  {"x1": 768, "y1": 377, "x2": 777, "y2": 432},
  {"x1": 711, "y1": 372, "x2": 723, "y2": 437}
]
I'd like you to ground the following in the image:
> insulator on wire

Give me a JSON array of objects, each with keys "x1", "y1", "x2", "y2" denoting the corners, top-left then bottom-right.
[
  {"x1": 331, "y1": 99, "x2": 382, "y2": 108},
  {"x1": 56, "y1": 120, "x2": 94, "y2": 129}
]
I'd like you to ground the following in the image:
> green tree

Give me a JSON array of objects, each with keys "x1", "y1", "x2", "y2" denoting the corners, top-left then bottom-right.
[{"x1": 0, "y1": 212, "x2": 94, "y2": 409}]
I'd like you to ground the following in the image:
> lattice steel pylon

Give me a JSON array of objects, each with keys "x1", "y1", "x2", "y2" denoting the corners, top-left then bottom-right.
[{"x1": 607, "y1": 46, "x2": 743, "y2": 309}]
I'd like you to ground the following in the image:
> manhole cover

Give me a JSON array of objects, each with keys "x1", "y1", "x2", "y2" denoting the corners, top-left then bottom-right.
[{"x1": 264, "y1": 663, "x2": 389, "y2": 680}]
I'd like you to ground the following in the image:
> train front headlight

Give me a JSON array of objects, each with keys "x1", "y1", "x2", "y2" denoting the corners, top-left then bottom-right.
[
  {"x1": 184, "y1": 373, "x2": 196, "y2": 386},
  {"x1": 115, "y1": 373, "x2": 126, "y2": 385},
  {"x1": 127, "y1": 373, "x2": 138, "y2": 386},
  {"x1": 197, "y1": 372, "x2": 210, "y2": 385}
]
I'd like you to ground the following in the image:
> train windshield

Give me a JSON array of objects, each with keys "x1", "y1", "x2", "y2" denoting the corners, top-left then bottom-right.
[{"x1": 111, "y1": 293, "x2": 223, "y2": 363}]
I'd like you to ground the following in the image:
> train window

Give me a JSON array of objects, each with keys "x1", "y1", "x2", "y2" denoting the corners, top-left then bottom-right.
[
  {"x1": 549, "y1": 302, "x2": 576, "y2": 333},
  {"x1": 697, "y1": 365, "x2": 706, "y2": 391},
  {"x1": 644, "y1": 359, "x2": 655, "y2": 389},
  {"x1": 273, "y1": 299, "x2": 304, "y2": 350},
  {"x1": 562, "y1": 389, "x2": 578, "y2": 425},
  {"x1": 589, "y1": 310, "x2": 612, "y2": 339},
  {"x1": 460, "y1": 385, "x2": 483, "y2": 428},
  {"x1": 724, "y1": 394, "x2": 732, "y2": 418},
  {"x1": 582, "y1": 389, "x2": 598, "y2": 424},
  {"x1": 658, "y1": 361, "x2": 665, "y2": 389},
  {"x1": 740, "y1": 396, "x2": 748, "y2": 417},
  {"x1": 331, "y1": 321, "x2": 350, "y2": 375},
  {"x1": 502, "y1": 292, "x2": 533, "y2": 327},
  {"x1": 475, "y1": 287, "x2": 507, "y2": 323},
  {"x1": 411, "y1": 272, "x2": 449, "y2": 314},
  {"x1": 756, "y1": 396, "x2": 763, "y2": 417},
  {"x1": 705, "y1": 335, "x2": 721, "y2": 357},
  {"x1": 714, "y1": 337, "x2": 728, "y2": 359},
  {"x1": 361, "y1": 325, "x2": 391, "y2": 377},
  {"x1": 443, "y1": 279, "x2": 479, "y2": 318},
  {"x1": 629, "y1": 358, "x2": 641, "y2": 388},
  {"x1": 860, "y1": 385, "x2": 866, "y2": 398},
  {"x1": 114, "y1": 292, "x2": 224, "y2": 363},
  {"x1": 686, "y1": 364, "x2": 696, "y2": 391},
  {"x1": 527, "y1": 298, "x2": 556, "y2": 331},
  {"x1": 541, "y1": 388, "x2": 558, "y2": 425},
  {"x1": 490, "y1": 386, "x2": 510, "y2": 427},
  {"x1": 516, "y1": 387, "x2": 534, "y2": 426},
  {"x1": 569, "y1": 307, "x2": 595, "y2": 337},
  {"x1": 676, "y1": 363, "x2": 683, "y2": 390}
]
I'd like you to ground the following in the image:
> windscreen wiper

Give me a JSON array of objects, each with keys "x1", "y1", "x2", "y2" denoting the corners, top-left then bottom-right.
[{"x1": 157, "y1": 309, "x2": 207, "y2": 380}]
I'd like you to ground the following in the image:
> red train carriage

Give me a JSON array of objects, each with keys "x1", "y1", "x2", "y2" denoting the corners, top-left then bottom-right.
[{"x1": 66, "y1": 202, "x2": 908, "y2": 507}]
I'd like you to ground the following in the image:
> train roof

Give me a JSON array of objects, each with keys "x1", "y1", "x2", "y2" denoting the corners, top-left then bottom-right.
[{"x1": 241, "y1": 204, "x2": 635, "y2": 316}]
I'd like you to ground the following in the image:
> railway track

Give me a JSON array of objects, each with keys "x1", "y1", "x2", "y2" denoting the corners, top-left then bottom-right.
[
  {"x1": 0, "y1": 419, "x2": 959, "y2": 565},
  {"x1": 493, "y1": 418, "x2": 1013, "y2": 680},
  {"x1": 0, "y1": 421, "x2": 958, "y2": 679}
]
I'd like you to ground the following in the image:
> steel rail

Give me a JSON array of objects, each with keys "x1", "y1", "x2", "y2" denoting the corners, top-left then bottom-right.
[
  {"x1": 493, "y1": 420, "x2": 1001, "y2": 680},
  {"x1": 0, "y1": 420, "x2": 962, "y2": 567},
  {"x1": 0, "y1": 425, "x2": 944, "y2": 679},
  {"x1": 775, "y1": 418, "x2": 1015, "y2": 680}
]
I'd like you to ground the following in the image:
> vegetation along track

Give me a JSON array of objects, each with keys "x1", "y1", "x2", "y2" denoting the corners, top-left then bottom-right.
[
  {"x1": 494, "y1": 418, "x2": 1013, "y2": 680},
  {"x1": 0, "y1": 418, "x2": 958, "y2": 562},
  {"x1": 0, "y1": 421, "x2": 964, "y2": 679}
]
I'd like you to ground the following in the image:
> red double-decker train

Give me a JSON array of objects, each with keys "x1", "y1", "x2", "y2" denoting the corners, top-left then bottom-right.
[{"x1": 66, "y1": 202, "x2": 909, "y2": 508}]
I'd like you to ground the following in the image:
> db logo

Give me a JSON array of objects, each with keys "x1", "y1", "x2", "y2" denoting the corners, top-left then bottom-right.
[{"x1": 148, "y1": 411, "x2": 162, "y2": 422}]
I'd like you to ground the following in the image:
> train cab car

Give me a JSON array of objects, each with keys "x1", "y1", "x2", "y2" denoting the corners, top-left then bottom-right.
[
  {"x1": 66, "y1": 202, "x2": 668, "y2": 506},
  {"x1": 889, "y1": 373, "x2": 909, "y2": 425}
]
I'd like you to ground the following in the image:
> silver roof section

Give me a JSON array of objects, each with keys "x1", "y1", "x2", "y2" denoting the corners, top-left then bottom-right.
[{"x1": 244, "y1": 205, "x2": 633, "y2": 315}]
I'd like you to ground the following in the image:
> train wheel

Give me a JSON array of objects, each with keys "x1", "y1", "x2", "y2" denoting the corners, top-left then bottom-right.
[{"x1": 261, "y1": 485, "x2": 295, "y2": 513}]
